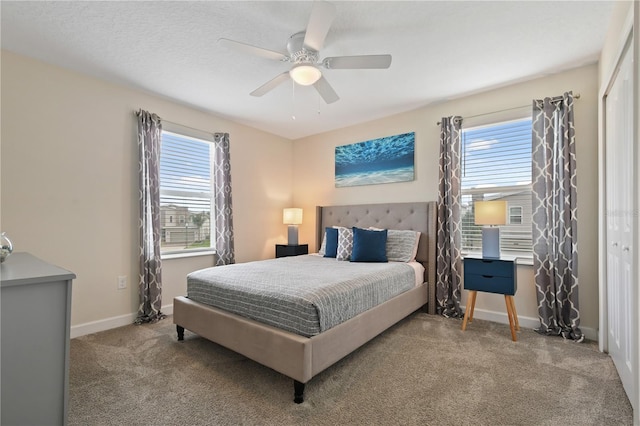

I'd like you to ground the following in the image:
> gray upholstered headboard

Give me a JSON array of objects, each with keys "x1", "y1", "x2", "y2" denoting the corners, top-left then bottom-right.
[{"x1": 316, "y1": 202, "x2": 437, "y2": 314}]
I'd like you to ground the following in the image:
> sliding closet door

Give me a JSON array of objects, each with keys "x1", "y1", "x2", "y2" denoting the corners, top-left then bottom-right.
[{"x1": 604, "y1": 37, "x2": 635, "y2": 407}]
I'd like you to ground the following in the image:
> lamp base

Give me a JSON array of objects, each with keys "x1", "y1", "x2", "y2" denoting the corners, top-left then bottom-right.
[
  {"x1": 287, "y1": 225, "x2": 299, "y2": 246},
  {"x1": 481, "y1": 227, "x2": 500, "y2": 259}
]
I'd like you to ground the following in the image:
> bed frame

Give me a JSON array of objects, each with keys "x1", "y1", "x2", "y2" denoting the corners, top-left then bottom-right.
[{"x1": 173, "y1": 201, "x2": 436, "y2": 403}]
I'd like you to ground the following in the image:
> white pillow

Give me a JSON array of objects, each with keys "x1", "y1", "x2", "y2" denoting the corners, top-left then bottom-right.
[
  {"x1": 389, "y1": 230, "x2": 421, "y2": 262},
  {"x1": 369, "y1": 228, "x2": 421, "y2": 262},
  {"x1": 336, "y1": 227, "x2": 354, "y2": 261},
  {"x1": 318, "y1": 233, "x2": 327, "y2": 255}
]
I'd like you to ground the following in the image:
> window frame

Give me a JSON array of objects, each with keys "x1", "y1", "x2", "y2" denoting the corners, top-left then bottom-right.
[
  {"x1": 460, "y1": 115, "x2": 533, "y2": 259},
  {"x1": 508, "y1": 205, "x2": 523, "y2": 225},
  {"x1": 159, "y1": 122, "x2": 217, "y2": 259}
]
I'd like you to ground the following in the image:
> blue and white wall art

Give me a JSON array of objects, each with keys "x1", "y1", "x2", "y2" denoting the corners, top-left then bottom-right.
[{"x1": 335, "y1": 132, "x2": 415, "y2": 188}]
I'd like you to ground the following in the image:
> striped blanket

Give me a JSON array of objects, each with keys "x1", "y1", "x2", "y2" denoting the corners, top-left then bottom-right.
[{"x1": 187, "y1": 255, "x2": 416, "y2": 337}]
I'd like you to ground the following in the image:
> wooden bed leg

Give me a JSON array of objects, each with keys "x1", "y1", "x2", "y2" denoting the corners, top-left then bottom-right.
[
  {"x1": 176, "y1": 325, "x2": 185, "y2": 341},
  {"x1": 293, "y1": 380, "x2": 305, "y2": 404}
]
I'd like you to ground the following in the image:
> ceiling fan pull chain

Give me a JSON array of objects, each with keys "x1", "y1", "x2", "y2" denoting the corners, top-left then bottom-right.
[{"x1": 291, "y1": 79, "x2": 296, "y2": 120}]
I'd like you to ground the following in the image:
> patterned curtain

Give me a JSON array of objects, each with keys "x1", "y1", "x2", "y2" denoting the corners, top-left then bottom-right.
[
  {"x1": 135, "y1": 109, "x2": 165, "y2": 324},
  {"x1": 212, "y1": 133, "x2": 235, "y2": 266},
  {"x1": 436, "y1": 116, "x2": 463, "y2": 318},
  {"x1": 531, "y1": 92, "x2": 582, "y2": 342}
]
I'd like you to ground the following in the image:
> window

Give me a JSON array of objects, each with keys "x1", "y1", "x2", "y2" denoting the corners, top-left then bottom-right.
[
  {"x1": 461, "y1": 117, "x2": 533, "y2": 255},
  {"x1": 509, "y1": 206, "x2": 523, "y2": 225},
  {"x1": 159, "y1": 126, "x2": 215, "y2": 255}
]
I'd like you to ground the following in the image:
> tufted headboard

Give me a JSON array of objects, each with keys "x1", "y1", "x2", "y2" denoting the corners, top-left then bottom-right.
[{"x1": 316, "y1": 202, "x2": 437, "y2": 314}]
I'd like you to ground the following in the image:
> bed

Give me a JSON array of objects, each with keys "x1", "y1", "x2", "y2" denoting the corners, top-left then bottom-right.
[{"x1": 173, "y1": 201, "x2": 436, "y2": 403}]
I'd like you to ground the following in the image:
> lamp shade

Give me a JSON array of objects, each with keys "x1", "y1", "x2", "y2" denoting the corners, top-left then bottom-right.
[
  {"x1": 474, "y1": 201, "x2": 507, "y2": 226},
  {"x1": 283, "y1": 208, "x2": 303, "y2": 225},
  {"x1": 289, "y1": 65, "x2": 322, "y2": 86}
]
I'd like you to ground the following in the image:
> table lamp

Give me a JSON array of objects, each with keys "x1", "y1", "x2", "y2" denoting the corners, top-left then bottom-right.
[
  {"x1": 474, "y1": 200, "x2": 507, "y2": 259},
  {"x1": 283, "y1": 208, "x2": 303, "y2": 245}
]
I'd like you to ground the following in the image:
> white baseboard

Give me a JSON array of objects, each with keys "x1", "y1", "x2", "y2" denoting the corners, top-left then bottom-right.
[
  {"x1": 70, "y1": 303, "x2": 174, "y2": 339},
  {"x1": 465, "y1": 306, "x2": 598, "y2": 342},
  {"x1": 72, "y1": 303, "x2": 597, "y2": 343}
]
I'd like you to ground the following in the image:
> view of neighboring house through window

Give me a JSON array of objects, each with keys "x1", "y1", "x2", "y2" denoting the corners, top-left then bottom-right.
[
  {"x1": 461, "y1": 117, "x2": 533, "y2": 255},
  {"x1": 509, "y1": 206, "x2": 523, "y2": 225},
  {"x1": 159, "y1": 127, "x2": 215, "y2": 255}
]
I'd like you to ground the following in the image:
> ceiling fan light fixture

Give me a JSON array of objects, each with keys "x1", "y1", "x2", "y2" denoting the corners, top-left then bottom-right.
[{"x1": 289, "y1": 64, "x2": 321, "y2": 86}]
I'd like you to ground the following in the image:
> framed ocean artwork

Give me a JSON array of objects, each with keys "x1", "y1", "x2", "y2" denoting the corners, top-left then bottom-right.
[{"x1": 335, "y1": 132, "x2": 415, "y2": 188}]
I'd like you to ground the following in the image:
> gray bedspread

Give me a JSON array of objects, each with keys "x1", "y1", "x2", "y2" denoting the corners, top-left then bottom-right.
[{"x1": 187, "y1": 255, "x2": 417, "y2": 337}]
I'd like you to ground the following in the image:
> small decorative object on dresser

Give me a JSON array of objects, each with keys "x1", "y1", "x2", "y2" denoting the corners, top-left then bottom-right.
[
  {"x1": 276, "y1": 244, "x2": 309, "y2": 258},
  {"x1": 461, "y1": 255, "x2": 519, "y2": 341},
  {"x1": 0, "y1": 232, "x2": 13, "y2": 262}
]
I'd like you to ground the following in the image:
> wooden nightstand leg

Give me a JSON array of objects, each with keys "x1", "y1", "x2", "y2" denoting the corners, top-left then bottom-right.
[
  {"x1": 505, "y1": 295, "x2": 517, "y2": 341},
  {"x1": 462, "y1": 291, "x2": 477, "y2": 331},
  {"x1": 469, "y1": 290, "x2": 477, "y2": 322},
  {"x1": 508, "y1": 296, "x2": 520, "y2": 331}
]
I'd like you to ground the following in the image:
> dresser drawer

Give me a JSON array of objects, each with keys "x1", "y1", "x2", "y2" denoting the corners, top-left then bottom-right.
[
  {"x1": 464, "y1": 273, "x2": 516, "y2": 295},
  {"x1": 464, "y1": 258, "x2": 514, "y2": 278}
]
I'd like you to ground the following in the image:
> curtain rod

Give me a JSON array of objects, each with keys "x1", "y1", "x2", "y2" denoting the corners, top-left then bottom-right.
[
  {"x1": 436, "y1": 93, "x2": 581, "y2": 126},
  {"x1": 159, "y1": 118, "x2": 215, "y2": 135},
  {"x1": 134, "y1": 110, "x2": 220, "y2": 136}
]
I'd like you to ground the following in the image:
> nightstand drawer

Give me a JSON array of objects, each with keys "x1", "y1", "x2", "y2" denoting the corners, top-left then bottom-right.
[
  {"x1": 464, "y1": 258, "x2": 514, "y2": 278},
  {"x1": 464, "y1": 273, "x2": 516, "y2": 295}
]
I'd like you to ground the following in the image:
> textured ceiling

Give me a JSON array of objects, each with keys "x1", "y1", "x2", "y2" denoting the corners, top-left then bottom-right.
[{"x1": 1, "y1": 1, "x2": 614, "y2": 140}]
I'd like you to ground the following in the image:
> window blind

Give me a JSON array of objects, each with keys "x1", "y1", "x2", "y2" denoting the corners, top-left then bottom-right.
[
  {"x1": 461, "y1": 118, "x2": 533, "y2": 254},
  {"x1": 159, "y1": 131, "x2": 214, "y2": 253}
]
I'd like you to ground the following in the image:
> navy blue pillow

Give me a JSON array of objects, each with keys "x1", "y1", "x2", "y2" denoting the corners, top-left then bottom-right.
[
  {"x1": 350, "y1": 227, "x2": 388, "y2": 262},
  {"x1": 323, "y1": 227, "x2": 339, "y2": 258}
]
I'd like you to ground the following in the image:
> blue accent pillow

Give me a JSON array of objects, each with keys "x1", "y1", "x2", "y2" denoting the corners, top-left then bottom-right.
[
  {"x1": 350, "y1": 227, "x2": 388, "y2": 262},
  {"x1": 323, "y1": 227, "x2": 339, "y2": 258}
]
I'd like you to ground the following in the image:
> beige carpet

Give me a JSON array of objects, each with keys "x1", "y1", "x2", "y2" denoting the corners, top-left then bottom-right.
[{"x1": 69, "y1": 312, "x2": 632, "y2": 425}]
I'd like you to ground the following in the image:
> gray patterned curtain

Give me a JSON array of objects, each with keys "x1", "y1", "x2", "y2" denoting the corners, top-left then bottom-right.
[
  {"x1": 213, "y1": 133, "x2": 235, "y2": 266},
  {"x1": 135, "y1": 109, "x2": 165, "y2": 324},
  {"x1": 436, "y1": 116, "x2": 463, "y2": 318},
  {"x1": 531, "y1": 92, "x2": 582, "y2": 342}
]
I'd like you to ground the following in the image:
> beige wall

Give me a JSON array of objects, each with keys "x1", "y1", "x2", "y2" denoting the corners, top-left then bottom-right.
[
  {"x1": 0, "y1": 50, "x2": 604, "y2": 337},
  {"x1": 1, "y1": 51, "x2": 293, "y2": 328},
  {"x1": 292, "y1": 64, "x2": 600, "y2": 335},
  {"x1": 599, "y1": 1, "x2": 634, "y2": 82}
]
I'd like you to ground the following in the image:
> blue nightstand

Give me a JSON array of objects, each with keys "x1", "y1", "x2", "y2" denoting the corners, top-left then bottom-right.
[{"x1": 461, "y1": 256, "x2": 519, "y2": 341}]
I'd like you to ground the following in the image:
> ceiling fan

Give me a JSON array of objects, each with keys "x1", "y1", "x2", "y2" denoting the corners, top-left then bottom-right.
[{"x1": 218, "y1": 0, "x2": 392, "y2": 104}]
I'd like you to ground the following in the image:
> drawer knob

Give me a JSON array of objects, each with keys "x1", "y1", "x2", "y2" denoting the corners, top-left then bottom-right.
[{"x1": 482, "y1": 275, "x2": 494, "y2": 278}]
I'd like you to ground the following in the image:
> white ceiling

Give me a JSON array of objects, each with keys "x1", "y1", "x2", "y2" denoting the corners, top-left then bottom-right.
[{"x1": 1, "y1": 1, "x2": 614, "y2": 140}]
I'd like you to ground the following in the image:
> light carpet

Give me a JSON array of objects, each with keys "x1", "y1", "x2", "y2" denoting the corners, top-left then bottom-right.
[{"x1": 69, "y1": 312, "x2": 633, "y2": 425}]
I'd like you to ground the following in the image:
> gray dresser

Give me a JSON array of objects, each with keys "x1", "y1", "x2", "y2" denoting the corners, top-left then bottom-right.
[{"x1": 1, "y1": 252, "x2": 75, "y2": 425}]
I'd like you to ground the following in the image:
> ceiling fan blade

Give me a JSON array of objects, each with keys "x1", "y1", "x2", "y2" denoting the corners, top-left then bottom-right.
[
  {"x1": 303, "y1": 1, "x2": 337, "y2": 52},
  {"x1": 313, "y1": 76, "x2": 339, "y2": 104},
  {"x1": 250, "y1": 72, "x2": 291, "y2": 97},
  {"x1": 322, "y1": 54, "x2": 392, "y2": 69},
  {"x1": 218, "y1": 38, "x2": 288, "y2": 61}
]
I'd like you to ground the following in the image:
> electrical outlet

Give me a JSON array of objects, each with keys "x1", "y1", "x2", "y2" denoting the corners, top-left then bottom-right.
[{"x1": 117, "y1": 275, "x2": 127, "y2": 290}]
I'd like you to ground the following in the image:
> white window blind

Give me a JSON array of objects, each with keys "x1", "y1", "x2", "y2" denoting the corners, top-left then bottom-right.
[
  {"x1": 159, "y1": 130, "x2": 214, "y2": 254},
  {"x1": 461, "y1": 117, "x2": 533, "y2": 255}
]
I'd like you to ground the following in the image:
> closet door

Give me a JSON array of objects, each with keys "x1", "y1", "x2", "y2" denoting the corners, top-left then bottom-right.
[{"x1": 604, "y1": 39, "x2": 635, "y2": 407}]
